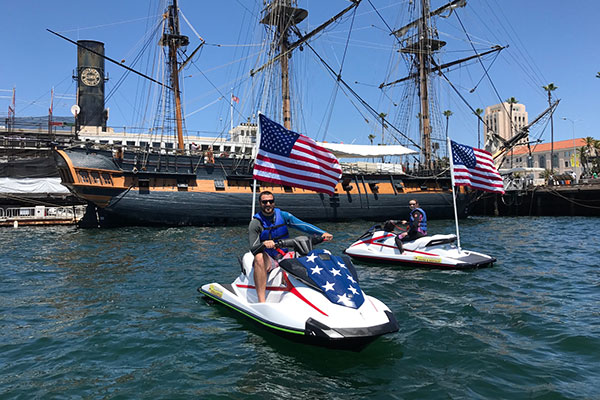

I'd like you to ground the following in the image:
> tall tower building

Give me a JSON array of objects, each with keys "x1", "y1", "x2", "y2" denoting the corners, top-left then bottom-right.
[{"x1": 484, "y1": 102, "x2": 528, "y2": 153}]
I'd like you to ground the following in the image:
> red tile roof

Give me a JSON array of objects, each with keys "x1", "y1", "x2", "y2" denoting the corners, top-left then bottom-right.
[{"x1": 511, "y1": 138, "x2": 588, "y2": 155}]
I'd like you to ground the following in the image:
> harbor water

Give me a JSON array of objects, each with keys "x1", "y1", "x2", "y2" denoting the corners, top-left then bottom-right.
[{"x1": 1, "y1": 217, "x2": 598, "y2": 399}]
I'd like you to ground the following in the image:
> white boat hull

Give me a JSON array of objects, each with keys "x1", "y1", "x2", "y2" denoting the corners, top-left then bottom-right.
[{"x1": 344, "y1": 228, "x2": 496, "y2": 269}]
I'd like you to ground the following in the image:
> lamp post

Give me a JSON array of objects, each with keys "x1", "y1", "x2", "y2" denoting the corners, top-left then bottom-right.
[{"x1": 562, "y1": 117, "x2": 577, "y2": 180}]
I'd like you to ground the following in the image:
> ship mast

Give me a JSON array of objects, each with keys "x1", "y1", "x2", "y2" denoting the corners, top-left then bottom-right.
[
  {"x1": 256, "y1": 1, "x2": 360, "y2": 130},
  {"x1": 162, "y1": 0, "x2": 189, "y2": 151},
  {"x1": 386, "y1": 0, "x2": 469, "y2": 167},
  {"x1": 259, "y1": 1, "x2": 307, "y2": 130},
  {"x1": 418, "y1": 0, "x2": 433, "y2": 168}
]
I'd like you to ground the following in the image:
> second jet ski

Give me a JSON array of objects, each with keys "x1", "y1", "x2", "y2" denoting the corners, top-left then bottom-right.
[{"x1": 344, "y1": 224, "x2": 496, "y2": 270}]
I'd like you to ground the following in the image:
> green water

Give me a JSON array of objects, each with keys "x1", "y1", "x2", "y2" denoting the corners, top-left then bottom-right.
[{"x1": 1, "y1": 217, "x2": 598, "y2": 399}]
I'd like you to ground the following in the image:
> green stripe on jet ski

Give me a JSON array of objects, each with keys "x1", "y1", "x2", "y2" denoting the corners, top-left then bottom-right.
[{"x1": 202, "y1": 290, "x2": 304, "y2": 335}]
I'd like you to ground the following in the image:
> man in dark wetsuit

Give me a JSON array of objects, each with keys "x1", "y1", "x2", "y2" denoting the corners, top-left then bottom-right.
[
  {"x1": 249, "y1": 191, "x2": 333, "y2": 303},
  {"x1": 388, "y1": 199, "x2": 427, "y2": 253}
]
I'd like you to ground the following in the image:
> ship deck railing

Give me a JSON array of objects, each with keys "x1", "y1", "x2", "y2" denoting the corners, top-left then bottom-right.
[{"x1": 0, "y1": 205, "x2": 86, "y2": 223}]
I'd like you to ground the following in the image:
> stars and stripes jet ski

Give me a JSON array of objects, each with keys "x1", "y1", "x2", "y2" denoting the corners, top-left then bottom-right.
[
  {"x1": 344, "y1": 224, "x2": 496, "y2": 270},
  {"x1": 199, "y1": 236, "x2": 398, "y2": 351}
]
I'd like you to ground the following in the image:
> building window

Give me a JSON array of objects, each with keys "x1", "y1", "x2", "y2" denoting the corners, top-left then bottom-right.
[
  {"x1": 152, "y1": 142, "x2": 161, "y2": 148},
  {"x1": 538, "y1": 155, "x2": 546, "y2": 169}
]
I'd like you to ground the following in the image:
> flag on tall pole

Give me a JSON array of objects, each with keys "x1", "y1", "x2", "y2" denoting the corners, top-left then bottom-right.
[
  {"x1": 253, "y1": 114, "x2": 342, "y2": 196},
  {"x1": 450, "y1": 140, "x2": 505, "y2": 194},
  {"x1": 231, "y1": 94, "x2": 239, "y2": 104}
]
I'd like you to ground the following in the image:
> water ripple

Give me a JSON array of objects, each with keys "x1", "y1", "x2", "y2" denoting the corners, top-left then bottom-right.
[{"x1": 1, "y1": 217, "x2": 599, "y2": 399}]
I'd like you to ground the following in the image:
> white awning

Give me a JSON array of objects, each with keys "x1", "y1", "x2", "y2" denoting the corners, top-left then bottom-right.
[
  {"x1": 0, "y1": 178, "x2": 70, "y2": 194},
  {"x1": 318, "y1": 142, "x2": 417, "y2": 159}
]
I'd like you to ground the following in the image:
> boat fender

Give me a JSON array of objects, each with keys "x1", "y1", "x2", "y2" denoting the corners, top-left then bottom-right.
[{"x1": 132, "y1": 167, "x2": 138, "y2": 174}]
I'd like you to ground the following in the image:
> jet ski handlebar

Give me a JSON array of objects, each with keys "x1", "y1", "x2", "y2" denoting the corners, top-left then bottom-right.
[
  {"x1": 252, "y1": 235, "x2": 324, "y2": 257},
  {"x1": 275, "y1": 235, "x2": 324, "y2": 249}
]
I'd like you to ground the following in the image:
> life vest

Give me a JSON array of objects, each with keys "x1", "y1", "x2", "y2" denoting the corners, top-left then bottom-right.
[
  {"x1": 254, "y1": 208, "x2": 289, "y2": 258},
  {"x1": 409, "y1": 207, "x2": 427, "y2": 234}
]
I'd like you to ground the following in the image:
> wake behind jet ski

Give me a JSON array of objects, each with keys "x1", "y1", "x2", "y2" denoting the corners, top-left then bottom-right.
[
  {"x1": 199, "y1": 235, "x2": 398, "y2": 351},
  {"x1": 344, "y1": 224, "x2": 496, "y2": 270}
]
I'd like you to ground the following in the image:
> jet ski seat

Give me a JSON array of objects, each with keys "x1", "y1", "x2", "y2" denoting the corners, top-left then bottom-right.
[{"x1": 402, "y1": 234, "x2": 457, "y2": 251}]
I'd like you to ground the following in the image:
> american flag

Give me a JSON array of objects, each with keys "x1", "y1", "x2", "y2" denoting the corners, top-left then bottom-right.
[
  {"x1": 297, "y1": 249, "x2": 365, "y2": 309},
  {"x1": 254, "y1": 114, "x2": 342, "y2": 195},
  {"x1": 231, "y1": 95, "x2": 239, "y2": 104},
  {"x1": 451, "y1": 140, "x2": 505, "y2": 194}
]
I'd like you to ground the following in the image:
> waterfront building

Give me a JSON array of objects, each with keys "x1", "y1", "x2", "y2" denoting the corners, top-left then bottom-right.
[
  {"x1": 509, "y1": 138, "x2": 586, "y2": 179},
  {"x1": 484, "y1": 102, "x2": 529, "y2": 144}
]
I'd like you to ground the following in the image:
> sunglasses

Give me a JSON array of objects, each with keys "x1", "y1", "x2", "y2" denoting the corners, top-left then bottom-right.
[
  {"x1": 409, "y1": 203, "x2": 416, "y2": 206},
  {"x1": 261, "y1": 200, "x2": 275, "y2": 205}
]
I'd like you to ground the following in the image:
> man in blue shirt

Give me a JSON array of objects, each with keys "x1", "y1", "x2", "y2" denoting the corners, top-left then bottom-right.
[{"x1": 249, "y1": 191, "x2": 333, "y2": 303}]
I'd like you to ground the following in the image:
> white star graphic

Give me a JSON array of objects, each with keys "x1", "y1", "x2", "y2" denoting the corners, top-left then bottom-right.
[
  {"x1": 310, "y1": 265, "x2": 323, "y2": 275},
  {"x1": 305, "y1": 253, "x2": 317, "y2": 263},
  {"x1": 348, "y1": 286, "x2": 358, "y2": 295},
  {"x1": 330, "y1": 268, "x2": 341, "y2": 277},
  {"x1": 347, "y1": 274, "x2": 356, "y2": 284},
  {"x1": 337, "y1": 293, "x2": 354, "y2": 306},
  {"x1": 337, "y1": 261, "x2": 347, "y2": 269},
  {"x1": 322, "y1": 281, "x2": 335, "y2": 292}
]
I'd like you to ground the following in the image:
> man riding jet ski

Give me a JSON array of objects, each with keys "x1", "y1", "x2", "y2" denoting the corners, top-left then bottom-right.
[
  {"x1": 199, "y1": 236, "x2": 399, "y2": 351},
  {"x1": 344, "y1": 223, "x2": 496, "y2": 270}
]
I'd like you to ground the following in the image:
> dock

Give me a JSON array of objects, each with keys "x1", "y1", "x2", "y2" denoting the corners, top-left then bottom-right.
[{"x1": 0, "y1": 205, "x2": 86, "y2": 227}]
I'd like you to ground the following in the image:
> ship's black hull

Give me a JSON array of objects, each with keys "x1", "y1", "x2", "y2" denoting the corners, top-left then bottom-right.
[
  {"x1": 80, "y1": 189, "x2": 465, "y2": 227},
  {"x1": 56, "y1": 146, "x2": 468, "y2": 228}
]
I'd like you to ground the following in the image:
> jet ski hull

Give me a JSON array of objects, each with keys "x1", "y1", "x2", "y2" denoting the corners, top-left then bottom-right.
[
  {"x1": 345, "y1": 230, "x2": 496, "y2": 270},
  {"x1": 201, "y1": 286, "x2": 398, "y2": 351},
  {"x1": 200, "y1": 251, "x2": 398, "y2": 351}
]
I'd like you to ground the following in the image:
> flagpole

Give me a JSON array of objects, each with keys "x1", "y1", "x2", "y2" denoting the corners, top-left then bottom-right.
[
  {"x1": 230, "y1": 90, "x2": 233, "y2": 132},
  {"x1": 447, "y1": 137, "x2": 462, "y2": 252},
  {"x1": 251, "y1": 111, "x2": 263, "y2": 219}
]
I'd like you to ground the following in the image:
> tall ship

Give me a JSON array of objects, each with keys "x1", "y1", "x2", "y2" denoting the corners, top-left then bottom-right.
[{"x1": 52, "y1": 0, "x2": 496, "y2": 227}]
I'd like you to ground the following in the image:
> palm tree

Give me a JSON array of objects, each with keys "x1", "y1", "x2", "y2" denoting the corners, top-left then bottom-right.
[
  {"x1": 378, "y1": 112, "x2": 387, "y2": 162},
  {"x1": 505, "y1": 97, "x2": 518, "y2": 168},
  {"x1": 378, "y1": 112, "x2": 387, "y2": 145},
  {"x1": 597, "y1": 72, "x2": 600, "y2": 79},
  {"x1": 582, "y1": 137, "x2": 596, "y2": 175},
  {"x1": 368, "y1": 134, "x2": 376, "y2": 145},
  {"x1": 443, "y1": 110, "x2": 452, "y2": 157},
  {"x1": 540, "y1": 168, "x2": 554, "y2": 184},
  {"x1": 542, "y1": 83, "x2": 558, "y2": 171},
  {"x1": 474, "y1": 108, "x2": 484, "y2": 148},
  {"x1": 577, "y1": 146, "x2": 587, "y2": 176}
]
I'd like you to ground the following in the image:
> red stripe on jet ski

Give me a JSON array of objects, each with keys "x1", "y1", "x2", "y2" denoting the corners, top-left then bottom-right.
[
  {"x1": 350, "y1": 234, "x2": 443, "y2": 257},
  {"x1": 236, "y1": 273, "x2": 328, "y2": 316},
  {"x1": 283, "y1": 273, "x2": 328, "y2": 317},
  {"x1": 349, "y1": 233, "x2": 395, "y2": 247}
]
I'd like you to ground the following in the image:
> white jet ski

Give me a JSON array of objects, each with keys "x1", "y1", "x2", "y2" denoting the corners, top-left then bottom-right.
[
  {"x1": 344, "y1": 224, "x2": 496, "y2": 270},
  {"x1": 199, "y1": 236, "x2": 398, "y2": 351}
]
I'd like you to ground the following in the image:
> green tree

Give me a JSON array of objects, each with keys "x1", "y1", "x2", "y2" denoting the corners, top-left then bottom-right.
[
  {"x1": 378, "y1": 112, "x2": 387, "y2": 146},
  {"x1": 368, "y1": 134, "x2": 376, "y2": 145},
  {"x1": 474, "y1": 108, "x2": 484, "y2": 148},
  {"x1": 443, "y1": 110, "x2": 453, "y2": 136},
  {"x1": 542, "y1": 83, "x2": 558, "y2": 170}
]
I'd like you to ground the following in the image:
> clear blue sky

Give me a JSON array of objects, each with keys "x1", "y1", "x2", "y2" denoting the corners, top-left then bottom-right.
[{"x1": 1, "y1": 0, "x2": 598, "y2": 149}]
